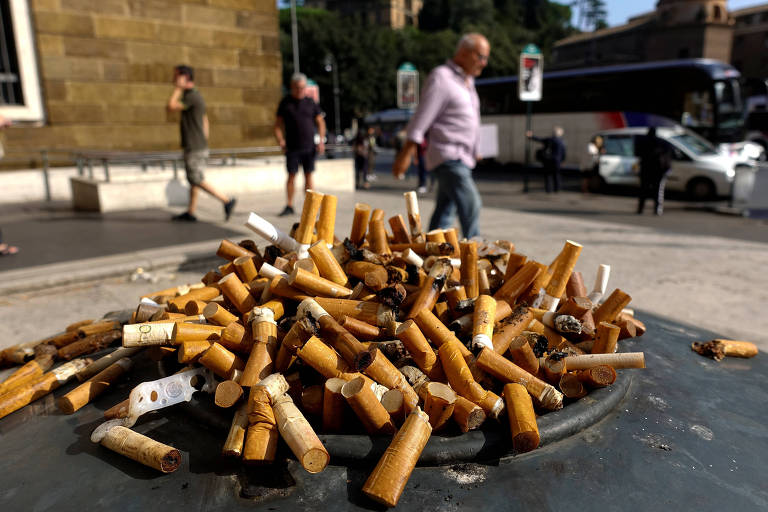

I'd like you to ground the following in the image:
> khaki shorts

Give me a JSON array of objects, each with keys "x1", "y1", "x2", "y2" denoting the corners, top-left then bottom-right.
[{"x1": 184, "y1": 149, "x2": 208, "y2": 186}]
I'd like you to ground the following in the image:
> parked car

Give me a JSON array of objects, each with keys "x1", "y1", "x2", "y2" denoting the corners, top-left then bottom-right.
[{"x1": 591, "y1": 126, "x2": 750, "y2": 199}]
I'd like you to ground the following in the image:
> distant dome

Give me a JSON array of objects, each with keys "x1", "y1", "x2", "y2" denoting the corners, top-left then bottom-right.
[{"x1": 656, "y1": 0, "x2": 730, "y2": 25}]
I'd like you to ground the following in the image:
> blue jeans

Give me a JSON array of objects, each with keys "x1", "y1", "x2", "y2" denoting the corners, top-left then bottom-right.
[{"x1": 428, "y1": 160, "x2": 481, "y2": 238}]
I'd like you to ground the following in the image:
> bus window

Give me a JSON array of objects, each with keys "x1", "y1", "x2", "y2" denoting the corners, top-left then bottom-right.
[
  {"x1": 682, "y1": 91, "x2": 714, "y2": 127},
  {"x1": 715, "y1": 79, "x2": 745, "y2": 129},
  {"x1": 603, "y1": 135, "x2": 634, "y2": 157}
]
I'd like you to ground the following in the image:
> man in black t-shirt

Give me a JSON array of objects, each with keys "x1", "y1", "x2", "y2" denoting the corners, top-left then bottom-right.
[
  {"x1": 167, "y1": 65, "x2": 236, "y2": 222},
  {"x1": 274, "y1": 73, "x2": 326, "y2": 216}
]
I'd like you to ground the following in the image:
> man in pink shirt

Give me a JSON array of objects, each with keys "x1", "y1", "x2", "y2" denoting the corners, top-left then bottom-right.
[{"x1": 392, "y1": 33, "x2": 490, "y2": 238}]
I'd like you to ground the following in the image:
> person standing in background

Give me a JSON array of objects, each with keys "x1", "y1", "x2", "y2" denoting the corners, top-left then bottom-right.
[
  {"x1": 352, "y1": 128, "x2": 371, "y2": 189},
  {"x1": 635, "y1": 126, "x2": 672, "y2": 215},
  {"x1": 581, "y1": 135, "x2": 604, "y2": 194},
  {"x1": 392, "y1": 33, "x2": 490, "y2": 238},
  {"x1": 274, "y1": 73, "x2": 326, "y2": 217},
  {"x1": 167, "y1": 65, "x2": 236, "y2": 222},
  {"x1": 527, "y1": 126, "x2": 566, "y2": 193}
]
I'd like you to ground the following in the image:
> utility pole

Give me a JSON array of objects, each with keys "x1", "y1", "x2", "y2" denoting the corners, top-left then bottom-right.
[
  {"x1": 325, "y1": 54, "x2": 341, "y2": 141},
  {"x1": 290, "y1": 0, "x2": 300, "y2": 73}
]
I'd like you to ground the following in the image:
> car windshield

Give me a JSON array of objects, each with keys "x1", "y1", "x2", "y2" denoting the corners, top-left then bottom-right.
[{"x1": 669, "y1": 132, "x2": 718, "y2": 156}]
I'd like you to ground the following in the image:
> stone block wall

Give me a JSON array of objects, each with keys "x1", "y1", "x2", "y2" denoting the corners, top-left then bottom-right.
[{"x1": 6, "y1": 0, "x2": 281, "y2": 154}]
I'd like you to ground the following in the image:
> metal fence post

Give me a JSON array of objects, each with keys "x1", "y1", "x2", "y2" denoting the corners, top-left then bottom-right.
[{"x1": 42, "y1": 150, "x2": 51, "y2": 202}]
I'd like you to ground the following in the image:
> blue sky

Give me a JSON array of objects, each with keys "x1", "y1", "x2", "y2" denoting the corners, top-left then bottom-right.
[{"x1": 601, "y1": 1, "x2": 766, "y2": 26}]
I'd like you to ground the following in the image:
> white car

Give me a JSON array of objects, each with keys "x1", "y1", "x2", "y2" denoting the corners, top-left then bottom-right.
[{"x1": 593, "y1": 127, "x2": 748, "y2": 199}]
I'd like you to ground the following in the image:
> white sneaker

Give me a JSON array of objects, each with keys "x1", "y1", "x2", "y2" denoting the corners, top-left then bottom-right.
[{"x1": 417, "y1": 186, "x2": 427, "y2": 194}]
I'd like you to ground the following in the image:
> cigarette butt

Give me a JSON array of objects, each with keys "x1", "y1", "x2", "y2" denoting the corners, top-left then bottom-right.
[
  {"x1": 563, "y1": 352, "x2": 646, "y2": 370},
  {"x1": 471, "y1": 295, "x2": 496, "y2": 350},
  {"x1": 239, "y1": 308, "x2": 278, "y2": 387},
  {"x1": 272, "y1": 393, "x2": 329, "y2": 473},
  {"x1": 339, "y1": 315, "x2": 381, "y2": 341},
  {"x1": 0, "y1": 358, "x2": 91, "y2": 420},
  {"x1": 172, "y1": 323, "x2": 224, "y2": 343},
  {"x1": 217, "y1": 239, "x2": 255, "y2": 261},
  {"x1": 99, "y1": 426, "x2": 181, "y2": 473},
  {"x1": 592, "y1": 322, "x2": 621, "y2": 354},
  {"x1": 616, "y1": 318, "x2": 637, "y2": 340},
  {"x1": 460, "y1": 241, "x2": 479, "y2": 299},
  {"x1": 177, "y1": 340, "x2": 212, "y2": 364},
  {"x1": 566, "y1": 271, "x2": 588, "y2": 298},
  {"x1": 233, "y1": 255, "x2": 259, "y2": 283},
  {"x1": 350, "y1": 203, "x2": 372, "y2": 246},
  {"x1": 503, "y1": 253, "x2": 527, "y2": 282},
  {"x1": 541, "y1": 240, "x2": 582, "y2": 310},
  {"x1": 315, "y1": 313, "x2": 369, "y2": 366},
  {"x1": 57, "y1": 358, "x2": 133, "y2": 414},
  {"x1": 452, "y1": 395, "x2": 486, "y2": 432},
  {"x1": 540, "y1": 355, "x2": 566, "y2": 385},
  {"x1": 295, "y1": 190, "x2": 324, "y2": 248},
  {"x1": 559, "y1": 372, "x2": 588, "y2": 399},
  {"x1": 218, "y1": 273, "x2": 257, "y2": 314},
  {"x1": 438, "y1": 338, "x2": 488, "y2": 405},
  {"x1": 381, "y1": 389, "x2": 406, "y2": 426},
  {"x1": 407, "y1": 259, "x2": 452, "y2": 319},
  {"x1": 345, "y1": 260, "x2": 388, "y2": 282},
  {"x1": 183, "y1": 300, "x2": 208, "y2": 316},
  {"x1": 215, "y1": 380, "x2": 244, "y2": 408},
  {"x1": 0, "y1": 357, "x2": 53, "y2": 395},
  {"x1": 443, "y1": 228, "x2": 460, "y2": 258},
  {"x1": 362, "y1": 408, "x2": 432, "y2": 508},
  {"x1": 315, "y1": 193, "x2": 337, "y2": 246},
  {"x1": 369, "y1": 219, "x2": 392, "y2": 256},
  {"x1": 243, "y1": 387, "x2": 278, "y2": 464},
  {"x1": 403, "y1": 191, "x2": 423, "y2": 241},
  {"x1": 66, "y1": 319, "x2": 95, "y2": 332},
  {"x1": 268, "y1": 275, "x2": 311, "y2": 302},
  {"x1": 557, "y1": 296, "x2": 593, "y2": 318},
  {"x1": 475, "y1": 347, "x2": 563, "y2": 411},
  {"x1": 199, "y1": 342, "x2": 245, "y2": 379},
  {"x1": 296, "y1": 336, "x2": 355, "y2": 380},
  {"x1": 575, "y1": 365, "x2": 617, "y2": 388},
  {"x1": 361, "y1": 348, "x2": 420, "y2": 412},
  {"x1": 494, "y1": 261, "x2": 543, "y2": 304},
  {"x1": 223, "y1": 402, "x2": 250, "y2": 457},
  {"x1": 341, "y1": 376, "x2": 396, "y2": 435},
  {"x1": 507, "y1": 335, "x2": 540, "y2": 375},
  {"x1": 288, "y1": 267, "x2": 353, "y2": 298},
  {"x1": 492, "y1": 306, "x2": 533, "y2": 354},
  {"x1": 166, "y1": 286, "x2": 220, "y2": 313},
  {"x1": 395, "y1": 319, "x2": 443, "y2": 381},
  {"x1": 104, "y1": 398, "x2": 130, "y2": 419},
  {"x1": 691, "y1": 339, "x2": 758, "y2": 361},
  {"x1": 245, "y1": 212, "x2": 300, "y2": 253},
  {"x1": 401, "y1": 248, "x2": 424, "y2": 267},
  {"x1": 478, "y1": 268, "x2": 491, "y2": 296},
  {"x1": 503, "y1": 383, "x2": 539, "y2": 453},
  {"x1": 413, "y1": 308, "x2": 471, "y2": 358},
  {"x1": 218, "y1": 322, "x2": 253, "y2": 353},
  {"x1": 388, "y1": 214, "x2": 411, "y2": 243},
  {"x1": 313, "y1": 297, "x2": 394, "y2": 328},
  {"x1": 46, "y1": 331, "x2": 82, "y2": 349},
  {"x1": 309, "y1": 240, "x2": 349, "y2": 286},
  {"x1": 419, "y1": 381, "x2": 456, "y2": 430},
  {"x1": 58, "y1": 330, "x2": 122, "y2": 360},
  {"x1": 593, "y1": 288, "x2": 632, "y2": 325},
  {"x1": 323, "y1": 377, "x2": 348, "y2": 432},
  {"x1": 588, "y1": 264, "x2": 611, "y2": 304},
  {"x1": 77, "y1": 320, "x2": 121, "y2": 338}
]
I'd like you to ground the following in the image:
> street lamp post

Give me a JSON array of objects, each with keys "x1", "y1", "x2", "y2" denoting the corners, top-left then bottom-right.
[
  {"x1": 290, "y1": 0, "x2": 300, "y2": 73},
  {"x1": 324, "y1": 54, "x2": 341, "y2": 143}
]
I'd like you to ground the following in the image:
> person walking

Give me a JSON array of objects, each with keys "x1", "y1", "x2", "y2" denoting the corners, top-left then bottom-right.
[
  {"x1": 274, "y1": 73, "x2": 326, "y2": 216},
  {"x1": 0, "y1": 113, "x2": 18, "y2": 256},
  {"x1": 392, "y1": 33, "x2": 490, "y2": 239},
  {"x1": 527, "y1": 126, "x2": 566, "y2": 193},
  {"x1": 635, "y1": 126, "x2": 672, "y2": 215},
  {"x1": 581, "y1": 135, "x2": 604, "y2": 194},
  {"x1": 167, "y1": 65, "x2": 236, "y2": 222},
  {"x1": 364, "y1": 126, "x2": 378, "y2": 182}
]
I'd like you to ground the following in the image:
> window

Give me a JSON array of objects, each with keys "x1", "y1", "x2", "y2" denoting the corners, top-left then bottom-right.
[
  {"x1": 0, "y1": 0, "x2": 44, "y2": 122},
  {"x1": 602, "y1": 135, "x2": 634, "y2": 157}
]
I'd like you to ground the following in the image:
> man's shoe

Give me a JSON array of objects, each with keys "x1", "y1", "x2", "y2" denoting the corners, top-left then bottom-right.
[
  {"x1": 172, "y1": 211, "x2": 197, "y2": 222},
  {"x1": 224, "y1": 198, "x2": 237, "y2": 221},
  {"x1": 278, "y1": 205, "x2": 295, "y2": 217},
  {"x1": 417, "y1": 186, "x2": 427, "y2": 195}
]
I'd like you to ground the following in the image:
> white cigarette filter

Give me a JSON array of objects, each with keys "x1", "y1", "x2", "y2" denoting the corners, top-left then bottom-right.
[
  {"x1": 245, "y1": 212, "x2": 300, "y2": 253},
  {"x1": 404, "y1": 191, "x2": 419, "y2": 216},
  {"x1": 402, "y1": 248, "x2": 424, "y2": 267},
  {"x1": 297, "y1": 298, "x2": 330, "y2": 321},
  {"x1": 259, "y1": 262, "x2": 287, "y2": 279},
  {"x1": 588, "y1": 264, "x2": 611, "y2": 304}
]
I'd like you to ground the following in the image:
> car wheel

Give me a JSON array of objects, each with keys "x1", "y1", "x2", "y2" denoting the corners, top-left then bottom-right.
[{"x1": 686, "y1": 177, "x2": 716, "y2": 201}]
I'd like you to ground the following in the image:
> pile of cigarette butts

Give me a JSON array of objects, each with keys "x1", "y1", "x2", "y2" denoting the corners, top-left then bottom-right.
[{"x1": 1, "y1": 190, "x2": 663, "y2": 507}]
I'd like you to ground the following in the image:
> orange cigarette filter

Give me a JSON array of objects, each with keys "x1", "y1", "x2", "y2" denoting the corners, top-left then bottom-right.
[
  {"x1": 438, "y1": 339, "x2": 491, "y2": 407},
  {"x1": 593, "y1": 288, "x2": 632, "y2": 325},
  {"x1": 452, "y1": 395, "x2": 486, "y2": 433},
  {"x1": 308, "y1": 241, "x2": 349, "y2": 286},
  {"x1": 413, "y1": 308, "x2": 472, "y2": 359},
  {"x1": 362, "y1": 408, "x2": 432, "y2": 508},
  {"x1": 57, "y1": 358, "x2": 133, "y2": 414},
  {"x1": 172, "y1": 323, "x2": 224, "y2": 343},
  {"x1": 503, "y1": 383, "x2": 540, "y2": 453},
  {"x1": 443, "y1": 228, "x2": 460, "y2": 257},
  {"x1": 507, "y1": 335, "x2": 540, "y2": 375},
  {"x1": 339, "y1": 315, "x2": 381, "y2": 341},
  {"x1": 542, "y1": 240, "x2": 582, "y2": 307},
  {"x1": 395, "y1": 319, "x2": 444, "y2": 381},
  {"x1": 314, "y1": 297, "x2": 395, "y2": 328},
  {"x1": 288, "y1": 267, "x2": 353, "y2": 298},
  {"x1": 362, "y1": 348, "x2": 420, "y2": 412},
  {"x1": 98, "y1": 426, "x2": 181, "y2": 473},
  {"x1": 322, "y1": 377, "x2": 348, "y2": 432},
  {"x1": 315, "y1": 193, "x2": 337, "y2": 246},
  {"x1": 341, "y1": 376, "x2": 397, "y2": 435},
  {"x1": 177, "y1": 340, "x2": 212, "y2": 363},
  {"x1": 494, "y1": 260, "x2": 542, "y2": 305},
  {"x1": 296, "y1": 336, "x2": 357, "y2": 381},
  {"x1": 233, "y1": 255, "x2": 259, "y2": 283},
  {"x1": 295, "y1": 190, "x2": 325, "y2": 246},
  {"x1": 217, "y1": 239, "x2": 255, "y2": 261},
  {"x1": 0, "y1": 357, "x2": 54, "y2": 396},
  {"x1": 218, "y1": 273, "x2": 257, "y2": 314},
  {"x1": 369, "y1": 218, "x2": 392, "y2": 255},
  {"x1": 492, "y1": 306, "x2": 533, "y2": 354},
  {"x1": 419, "y1": 381, "x2": 456, "y2": 430},
  {"x1": 240, "y1": 308, "x2": 278, "y2": 387},
  {"x1": 460, "y1": 241, "x2": 479, "y2": 299},
  {"x1": 592, "y1": 322, "x2": 621, "y2": 354},
  {"x1": 350, "y1": 203, "x2": 372, "y2": 246},
  {"x1": 243, "y1": 387, "x2": 278, "y2": 464},
  {"x1": 388, "y1": 214, "x2": 411, "y2": 243},
  {"x1": 471, "y1": 295, "x2": 496, "y2": 350},
  {"x1": 199, "y1": 342, "x2": 245, "y2": 379}
]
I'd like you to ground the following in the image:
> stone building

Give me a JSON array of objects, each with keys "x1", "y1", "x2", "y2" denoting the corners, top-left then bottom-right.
[
  {"x1": 0, "y1": 0, "x2": 281, "y2": 157},
  {"x1": 552, "y1": 0, "x2": 734, "y2": 69},
  {"x1": 731, "y1": 4, "x2": 768, "y2": 82},
  {"x1": 303, "y1": 0, "x2": 422, "y2": 29}
]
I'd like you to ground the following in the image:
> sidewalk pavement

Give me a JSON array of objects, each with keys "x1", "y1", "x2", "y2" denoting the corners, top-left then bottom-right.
[{"x1": 0, "y1": 183, "x2": 766, "y2": 352}]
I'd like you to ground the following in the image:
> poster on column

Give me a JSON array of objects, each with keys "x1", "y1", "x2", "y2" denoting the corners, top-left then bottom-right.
[{"x1": 518, "y1": 44, "x2": 543, "y2": 102}]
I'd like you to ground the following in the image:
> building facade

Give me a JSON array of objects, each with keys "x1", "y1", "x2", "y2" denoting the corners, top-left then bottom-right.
[
  {"x1": 552, "y1": 0, "x2": 734, "y2": 69},
  {"x1": 304, "y1": 0, "x2": 422, "y2": 29},
  {"x1": 731, "y1": 4, "x2": 768, "y2": 82},
  {"x1": 0, "y1": 0, "x2": 281, "y2": 157}
]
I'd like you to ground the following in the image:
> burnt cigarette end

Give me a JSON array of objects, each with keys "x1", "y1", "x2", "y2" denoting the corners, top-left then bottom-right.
[
  {"x1": 376, "y1": 284, "x2": 407, "y2": 310},
  {"x1": 691, "y1": 340, "x2": 726, "y2": 361},
  {"x1": 263, "y1": 245, "x2": 282, "y2": 264},
  {"x1": 161, "y1": 450, "x2": 182, "y2": 473},
  {"x1": 343, "y1": 238, "x2": 364, "y2": 259},
  {"x1": 354, "y1": 349, "x2": 374, "y2": 372}
]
